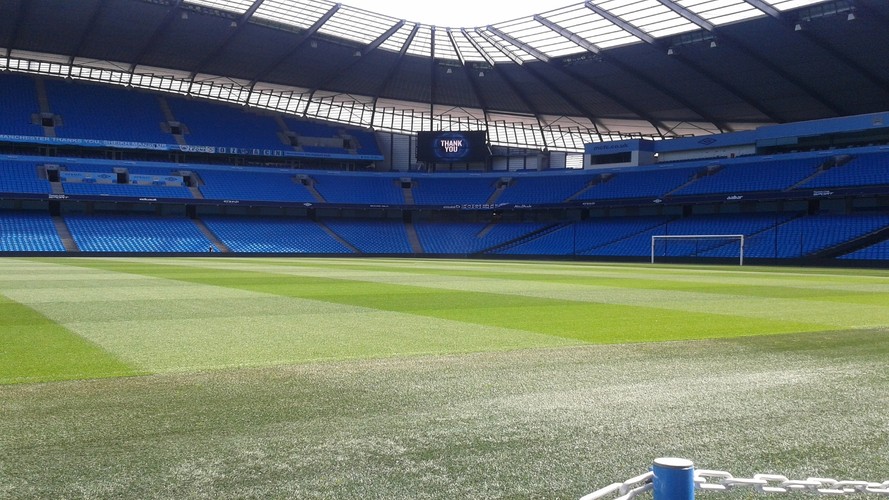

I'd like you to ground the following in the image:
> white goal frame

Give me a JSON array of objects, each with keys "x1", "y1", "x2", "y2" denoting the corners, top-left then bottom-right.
[{"x1": 651, "y1": 234, "x2": 745, "y2": 265}]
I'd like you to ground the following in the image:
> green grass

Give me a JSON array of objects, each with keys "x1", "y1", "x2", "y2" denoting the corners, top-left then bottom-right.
[{"x1": 1, "y1": 257, "x2": 888, "y2": 498}]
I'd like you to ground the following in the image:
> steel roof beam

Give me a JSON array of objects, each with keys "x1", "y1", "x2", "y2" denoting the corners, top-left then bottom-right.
[
  {"x1": 189, "y1": 0, "x2": 267, "y2": 78},
  {"x1": 484, "y1": 26, "x2": 550, "y2": 63},
  {"x1": 358, "y1": 19, "x2": 405, "y2": 58},
  {"x1": 368, "y1": 24, "x2": 420, "y2": 127},
  {"x1": 447, "y1": 28, "x2": 489, "y2": 129},
  {"x1": 460, "y1": 29, "x2": 496, "y2": 67},
  {"x1": 654, "y1": 0, "x2": 847, "y2": 115},
  {"x1": 446, "y1": 29, "x2": 467, "y2": 66},
  {"x1": 307, "y1": 19, "x2": 405, "y2": 94},
  {"x1": 533, "y1": 15, "x2": 600, "y2": 54},
  {"x1": 486, "y1": 66, "x2": 552, "y2": 146},
  {"x1": 477, "y1": 29, "x2": 613, "y2": 139},
  {"x1": 249, "y1": 3, "x2": 341, "y2": 85},
  {"x1": 652, "y1": 0, "x2": 715, "y2": 31},
  {"x1": 2, "y1": 0, "x2": 28, "y2": 59},
  {"x1": 473, "y1": 29, "x2": 524, "y2": 65},
  {"x1": 741, "y1": 0, "x2": 782, "y2": 19},
  {"x1": 583, "y1": 1, "x2": 656, "y2": 45},
  {"x1": 66, "y1": 0, "x2": 108, "y2": 70},
  {"x1": 533, "y1": 14, "x2": 722, "y2": 134},
  {"x1": 588, "y1": 3, "x2": 782, "y2": 124},
  {"x1": 128, "y1": 0, "x2": 185, "y2": 73}
]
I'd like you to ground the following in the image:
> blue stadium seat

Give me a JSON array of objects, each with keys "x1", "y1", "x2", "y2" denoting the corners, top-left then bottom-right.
[
  {"x1": 0, "y1": 211, "x2": 65, "y2": 251},
  {"x1": 0, "y1": 74, "x2": 43, "y2": 137},
  {"x1": 202, "y1": 216, "x2": 353, "y2": 254},
  {"x1": 45, "y1": 79, "x2": 174, "y2": 144},
  {"x1": 65, "y1": 214, "x2": 213, "y2": 252}
]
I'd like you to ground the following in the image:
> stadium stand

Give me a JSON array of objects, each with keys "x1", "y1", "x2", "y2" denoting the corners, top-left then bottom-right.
[
  {"x1": 841, "y1": 238, "x2": 889, "y2": 260},
  {"x1": 44, "y1": 80, "x2": 174, "y2": 144},
  {"x1": 311, "y1": 173, "x2": 404, "y2": 205},
  {"x1": 798, "y1": 153, "x2": 889, "y2": 189},
  {"x1": 672, "y1": 158, "x2": 823, "y2": 195},
  {"x1": 322, "y1": 219, "x2": 413, "y2": 254},
  {"x1": 166, "y1": 98, "x2": 286, "y2": 150},
  {"x1": 65, "y1": 214, "x2": 213, "y2": 253},
  {"x1": 0, "y1": 160, "x2": 54, "y2": 195},
  {"x1": 415, "y1": 221, "x2": 549, "y2": 254},
  {"x1": 201, "y1": 216, "x2": 353, "y2": 254},
  {"x1": 1, "y1": 73, "x2": 888, "y2": 263},
  {"x1": 197, "y1": 167, "x2": 317, "y2": 204},
  {"x1": 575, "y1": 167, "x2": 700, "y2": 201},
  {"x1": 496, "y1": 174, "x2": 591, "y2": 205},
  {"x1": 0, "y1": 74, "x2": 43, "y2": 137},
  {"x1": 410, "y1": 176, "x2": 498, "y2": 206},
  {"x1": 0, "y1": 210, "x2": 66, "y2": 252}
]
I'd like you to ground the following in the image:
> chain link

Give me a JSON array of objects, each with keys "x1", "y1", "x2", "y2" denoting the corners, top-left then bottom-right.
[
  {"x1": 580, "y1": 468, "x2": 889, "y2": 500},
  {"x1": 579, "y1": 471, "x2": 654, "y2": 500},
  {"x1": 695, "y1": 470, "x2": 889, "y2": 496}
]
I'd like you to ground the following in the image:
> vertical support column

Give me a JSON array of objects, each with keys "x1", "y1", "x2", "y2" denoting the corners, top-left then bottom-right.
[{"x1": 652, "y1": 457, "x2": 694, "y2": 500}]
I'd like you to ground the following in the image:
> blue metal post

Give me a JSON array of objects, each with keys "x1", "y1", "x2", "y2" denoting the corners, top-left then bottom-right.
[{"x1": 652, "y1": 457, "x2": 695, "y2": 500}]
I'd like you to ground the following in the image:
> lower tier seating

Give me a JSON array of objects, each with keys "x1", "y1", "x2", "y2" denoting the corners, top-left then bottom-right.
[{"x1": 1, "y1": 211, "x2": 886, "y2": 262}]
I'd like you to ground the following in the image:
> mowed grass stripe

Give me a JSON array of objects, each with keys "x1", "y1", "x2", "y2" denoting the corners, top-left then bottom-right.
[
  {"x1": 130, "y1": 257, "x2": 888, "y2": 329},
  {"x1": 52, "y1": 258, "x2": 832, "y2": 343},
  {"x1": 0, "y1": 294, "x2": 140, "y2": 384},
  {"x1": 0, "y1": 260, "x2": 579, "y2": 375},
  {"x1": 251, "y1": 258, "x2": 889, "y2": 302}
]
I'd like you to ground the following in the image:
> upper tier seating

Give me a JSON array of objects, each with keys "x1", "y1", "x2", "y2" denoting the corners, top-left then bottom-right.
[
  {"x1": 0, "y1": 74, "x2": 43, "y2": 137},
  {"x1": 673, "y1": 158, "x2": 822, "y2": 195},
  {"x1": 576, "y1": 167, "x2": 699, "y2": 201},
  {"x1": 799, "y1": 154, "x2": 889, "y2": 189},
  {"x1": 0, "y1": 211, "x2": 65, "y2": 251},
  {"x1": 45, "y1": 80, "x2": 174, "y2": 144},
  {"x1": 167, "y1": 98, "x2": 286, "y2": 150},
  {"x1": 497, "y1": 174, "x2": 591, "y2": 204},
  {"x1": 346, "y1": 129, "x2": 383, "y2": 157}
]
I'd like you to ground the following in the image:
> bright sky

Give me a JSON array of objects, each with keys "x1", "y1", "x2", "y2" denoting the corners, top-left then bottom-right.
[{"x1": 341, "y1": 0, "x2": 556, "y2": 27}]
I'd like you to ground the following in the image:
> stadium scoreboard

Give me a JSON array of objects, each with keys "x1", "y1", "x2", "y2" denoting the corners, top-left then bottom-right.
[{"x1": 416, "y1": 130, "x2": 488, "y2": 163}]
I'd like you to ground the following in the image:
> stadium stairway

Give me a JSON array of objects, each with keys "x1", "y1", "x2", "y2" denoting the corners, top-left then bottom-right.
[
  {"x1": 316, "y1": 220, "x2": 360, "y2": 253},
  {"x1": 52, "y1": 215, "x2": 79, "y2": 252},
  {"x1": 194, "y1": 218, "x2": 230, "y2": 253},
  {"x1": 405, "y1": 222, "x2": 424, "y2": 254}
]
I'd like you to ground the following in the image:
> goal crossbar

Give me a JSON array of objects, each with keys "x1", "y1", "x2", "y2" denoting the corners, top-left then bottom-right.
[{"x1": 651, "y1": 234, "x2": 745, "y2": 265}]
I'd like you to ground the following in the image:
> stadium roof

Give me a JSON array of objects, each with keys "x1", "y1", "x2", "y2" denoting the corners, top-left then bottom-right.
[{"x1": 2, "y1": 0, "x2": 888, "y2": 151}]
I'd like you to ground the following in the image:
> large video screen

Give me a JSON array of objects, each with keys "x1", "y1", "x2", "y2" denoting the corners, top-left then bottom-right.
[{"x1": 416, "y1": 130, "x2": 488, "y2": 163}]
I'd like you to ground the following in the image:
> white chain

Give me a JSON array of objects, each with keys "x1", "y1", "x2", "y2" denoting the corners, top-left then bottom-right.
[
  {"x1": 580, "y1": 469, "x2": 889, "y2": 500},
  {"x1": 695, "y1": 470, "x2": 889, "y2": 496},
  {"x1": 579, "y1": 471, "x2": 654, "y2": 500}
]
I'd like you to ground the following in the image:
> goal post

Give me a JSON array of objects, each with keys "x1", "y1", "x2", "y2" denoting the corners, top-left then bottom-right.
[{"x1": 651, "y1": 234, "x2": 745, "y2": 265}]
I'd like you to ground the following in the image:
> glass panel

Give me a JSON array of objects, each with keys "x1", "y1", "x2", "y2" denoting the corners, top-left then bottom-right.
[{"x1": 184, "y1": 0, "x2": 255, "y2": 15}]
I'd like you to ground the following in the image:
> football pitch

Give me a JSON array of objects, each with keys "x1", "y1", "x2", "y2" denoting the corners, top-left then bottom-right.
[{"x1": 1, "y1": 257, "x2": 888, "y2": 499}]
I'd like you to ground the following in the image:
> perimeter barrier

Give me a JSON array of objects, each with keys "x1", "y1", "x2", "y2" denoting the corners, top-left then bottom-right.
[{"x1": 580, "y1": 458, "x2": 889, "y2": 500}]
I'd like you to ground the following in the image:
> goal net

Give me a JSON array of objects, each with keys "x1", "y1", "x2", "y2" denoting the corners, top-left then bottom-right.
[{"x1": 651, "y1": 234, "x2": 745, "y2": 265}]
